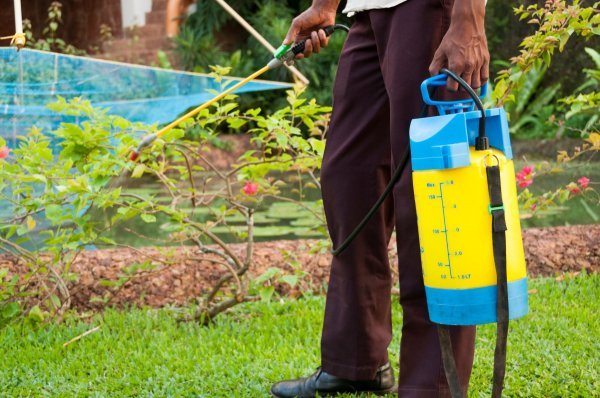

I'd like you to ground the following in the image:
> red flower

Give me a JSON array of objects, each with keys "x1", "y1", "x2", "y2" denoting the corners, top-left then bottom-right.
[
  {"x1": 521, "y1": 165, "x2": 534, "y2": 175},
  {"x1": 578, "y1": 176, "x2": 590, "y2": 189},
  {"x1": 530, "y1": 203, "x2": 537, "y2": 211},
  {"x1": 568, "y1": 185, "x2": 580, "y2": 194},
  {"x1": 0, "y1": 146, "x2": 9, "y2": 159},
  {"x1": 518, "y1": 179, "x2": 533, "y2": 189},
  {"x1": 516, "y1": 165, "x2": 534, "y2": 189},
  {"x1": 242, "y1": 181, "x2": 258, "y2": 196}
]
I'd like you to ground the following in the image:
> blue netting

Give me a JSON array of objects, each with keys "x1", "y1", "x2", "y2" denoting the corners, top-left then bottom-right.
[{"x1": 0, "y1": 47, "x2": 292, "y2": 148}]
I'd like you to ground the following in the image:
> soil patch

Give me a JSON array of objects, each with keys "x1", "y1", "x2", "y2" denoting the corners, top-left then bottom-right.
[{"x1": 1, "y1": 225, "x2": 597, "y2": 311}]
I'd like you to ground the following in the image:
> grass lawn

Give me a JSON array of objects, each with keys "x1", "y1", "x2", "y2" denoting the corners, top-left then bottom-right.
[{"x1": 1, "y1": 273, "x2": 598, "y2": 397}]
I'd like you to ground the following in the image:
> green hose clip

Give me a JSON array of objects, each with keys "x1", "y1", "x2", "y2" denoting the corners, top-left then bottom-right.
[{"x1": 274, "y1": 44, "x2": 292, "y2": 60}]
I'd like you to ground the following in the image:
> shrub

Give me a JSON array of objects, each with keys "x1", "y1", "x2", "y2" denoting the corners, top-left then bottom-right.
[{"x1": 0, "y1": 81, "x2": 329, "y2": 327}]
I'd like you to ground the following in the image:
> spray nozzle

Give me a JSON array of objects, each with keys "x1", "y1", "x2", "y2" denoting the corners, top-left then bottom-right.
[
  {"x1": 128, "y1": 133, "x2": 157, "y2": 162},
  {"x1": 129, "y1": 151, "x2": 140, "y2": 162}
]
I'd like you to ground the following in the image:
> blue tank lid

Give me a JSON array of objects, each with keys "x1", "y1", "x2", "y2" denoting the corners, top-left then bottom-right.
[{"x1": 410, "y1": 107, "x2": 513, "y2": 171}]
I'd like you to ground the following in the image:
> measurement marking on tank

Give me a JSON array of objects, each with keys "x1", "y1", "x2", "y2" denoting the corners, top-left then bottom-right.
[
  {"x1": 438, "y1": 182, "x2": 453, "y2": 279},
  {"x1": 426, "y1": 180, "x2": 460, "y2": 280}
]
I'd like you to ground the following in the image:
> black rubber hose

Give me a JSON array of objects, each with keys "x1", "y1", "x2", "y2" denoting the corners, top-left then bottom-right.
[
  {"x1": 331, "y1": 70, "x2": 487, "y2": 256},
  {"x1": 331, "y1": 96, "x2": 431, "y2": 257},
  {"x1": 331, "y1": 145, "x2": 410, "y2": 256},
  {"x1": 440, "y1": 68, "x2": 488, "y2": 150}
]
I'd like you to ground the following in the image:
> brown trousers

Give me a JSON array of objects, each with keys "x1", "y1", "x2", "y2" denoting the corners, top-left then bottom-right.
[{"x1": 319, "y1": 0, "x2": 476, "y2": 396}]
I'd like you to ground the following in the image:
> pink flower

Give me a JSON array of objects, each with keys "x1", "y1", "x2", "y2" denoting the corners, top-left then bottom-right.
[
  {"x1": 521, "y1": 165, "x2": 534, "y2": 175},
  {"x1": 530, "y1": 203, "x2": 537, "y2": 211},
  {"x1": 242, "y1": 181, "x2": 258, "y2": 196},
  {"x1": 0, "y1": 146, "x2": 9, "y2": 159},
  {"x1": 578, "y1": 176, "x2": 590, "y2": 189},
  {"x1": 516, "y1": 166, "x2": 535, "y2": 189},
  {"x1": 518, "y1": 179, "x2": 533, "y2": 189}
]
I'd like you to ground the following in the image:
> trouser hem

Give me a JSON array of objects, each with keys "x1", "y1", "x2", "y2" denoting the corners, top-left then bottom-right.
[{"x1": 321, "y1": 357, "x2": 384, "y2": 381}]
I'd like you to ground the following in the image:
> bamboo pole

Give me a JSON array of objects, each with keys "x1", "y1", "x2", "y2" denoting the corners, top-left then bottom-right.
[
  {"x1": 13, "y1": 0, "x2": 23, "y2": 35},
  {"x1": 212, "y1": 0, "x2": 310, "y2": 86},
  {"x1": 12, "y1": 0, "x2": 26, "y2": 48}
]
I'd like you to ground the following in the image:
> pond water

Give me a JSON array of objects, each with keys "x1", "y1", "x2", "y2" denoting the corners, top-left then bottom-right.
[
  {"x1": 91, "y1": 175, "x2": 326, "y2": 248},
  {"x1": 92, "y1": 158, "x2": 599, "y2": 248}
]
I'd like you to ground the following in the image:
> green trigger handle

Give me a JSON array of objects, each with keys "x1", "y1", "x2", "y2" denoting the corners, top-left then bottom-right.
[{"x1": 273, "y1": 24, "x2": 349, "y2": 62}]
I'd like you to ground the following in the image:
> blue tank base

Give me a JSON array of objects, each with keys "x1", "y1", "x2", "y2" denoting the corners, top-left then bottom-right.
[{"x1": 425, "y1": 278, "x2": 529, "y2": 326}]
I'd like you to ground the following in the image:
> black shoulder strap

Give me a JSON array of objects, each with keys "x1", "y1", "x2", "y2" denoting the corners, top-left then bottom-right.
[
  {"x1": 487, "y1": 164, "x2": 509, "y2": 398},
  {"x1": 438, "y1": 163, "x2": 510, "y2": 398}
]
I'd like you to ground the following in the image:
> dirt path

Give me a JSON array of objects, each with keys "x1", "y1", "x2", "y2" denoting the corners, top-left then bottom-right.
[{"x1": 2, "y1": 225, "x2": 597, "y2": 311}]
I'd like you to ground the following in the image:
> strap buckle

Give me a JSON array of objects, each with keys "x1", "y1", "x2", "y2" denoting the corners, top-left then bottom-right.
[{"x1": 488, "y1": 204, "x2": 504, "y2": 214}]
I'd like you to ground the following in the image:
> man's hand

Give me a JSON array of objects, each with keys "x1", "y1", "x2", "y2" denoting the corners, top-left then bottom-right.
[
  {"x1": 429, "y1": 0, "x2": 489, "y2": 90},
  {"x1": 284, "y1": 1, "x2": 339, "y2": 59}
]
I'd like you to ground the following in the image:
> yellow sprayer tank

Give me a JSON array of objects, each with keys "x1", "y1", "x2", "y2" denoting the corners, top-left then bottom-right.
[{"x1": 409, "y1": 78, "x2": 528, "y2": 325}]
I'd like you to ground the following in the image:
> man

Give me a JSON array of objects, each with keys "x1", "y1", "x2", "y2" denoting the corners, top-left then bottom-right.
[{"x1": 271, "y1": 0, "x2": 489, "y2": 397}]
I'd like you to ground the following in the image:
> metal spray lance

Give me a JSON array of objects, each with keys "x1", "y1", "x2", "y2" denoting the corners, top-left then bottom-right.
[{"x1": 128, "y1": 24, "x2": 349, "y2": 161}]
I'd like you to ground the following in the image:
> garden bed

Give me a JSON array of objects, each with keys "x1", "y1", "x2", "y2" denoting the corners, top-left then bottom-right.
[{"x1": 2, "y1": 225, "x2": 598, "y2": 311}]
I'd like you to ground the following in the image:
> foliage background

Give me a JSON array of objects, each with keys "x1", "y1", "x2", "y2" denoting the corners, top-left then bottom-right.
[{"x1": 175, "y1": 0, "x2": 599, "y2": 122}]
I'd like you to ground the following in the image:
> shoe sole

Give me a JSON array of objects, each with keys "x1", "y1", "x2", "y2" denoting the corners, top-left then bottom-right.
[{"x1": 269, "y1": 385, "x2": 397, "y2": 397}]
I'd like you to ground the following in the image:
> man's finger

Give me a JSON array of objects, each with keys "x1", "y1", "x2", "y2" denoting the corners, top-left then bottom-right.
[
  {"x1": 311, "y1": 31, "x2": 321, "y2": 54},
  {"x1": 303, "y1": 38, "x2": 314, "y2": 58},
  {"x1": 461, "y1": 71, "x2": 474, "y2": 90},
  {"x1": 461, "y1": 60, "x2": 476, "y2": 89},
  {"x1": 480, "y1": 59, "x2": 489, "y2": 85},
  {"x1": 429, "y1": 51, "x2": 445, "y2": 76},
  {"x1": 447, "y1": 61, "x2": 464, "y2": 91},
  {"x1": 318, "y1": 29, "x2": 329, "y2": 48},
  {"x1": 471, "y1": 70, "x2": 482, "y2": 89},
  {"x1": 446, "y1": 78, "x2": 459, "y2": 92}
]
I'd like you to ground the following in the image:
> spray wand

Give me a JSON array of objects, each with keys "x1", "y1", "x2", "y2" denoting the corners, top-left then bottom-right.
[{"x1": 129, "y1": 24, "x2": 349, "y2": 161}]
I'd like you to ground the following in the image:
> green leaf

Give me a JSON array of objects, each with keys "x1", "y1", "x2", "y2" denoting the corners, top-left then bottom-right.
[
  {"x1": 97, "y1": 237, "x2": 116, "y2": 245},
  {"x1": 50, "y1": 294, "x2": 61, "y2": 309},
  {"x1": 259, "y1": 286, "x2": 275, "y2": 302},
  {"x1": 0, "y1": 302, "x2": 20, "y2": 323},
  {"x1": 280, "y1": 274, "x2": 299, "y2": 287},
  {"x1": 254, "y1": 267, "x2": 280, "y2": 284},
  {"x1": 226, "y1": 118, "x2": 247, "y2": 129},
  {"x1": 113, "y1": 116, "x2": 131, "y2": 130},
  {"x1": 131, "y1": 164, "x2": 145, "y2": 179},
  {"x1": 140, "y1": 214, "x2": 157, "y2": 223},
  {"x1": 45, "y1": 204, "x2": 63, "y2": 222},
  {"x1": 28, "y1": 305, "x2": 45, "y2": 322}
]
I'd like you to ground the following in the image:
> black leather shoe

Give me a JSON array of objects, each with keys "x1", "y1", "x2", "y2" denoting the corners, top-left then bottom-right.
[{"x1": 270, "y1": 363, "x2": 396, "y2": 397}]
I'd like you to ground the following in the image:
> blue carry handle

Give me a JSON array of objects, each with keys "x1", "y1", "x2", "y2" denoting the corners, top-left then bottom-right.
[{"x1": 421, "y1": 73, "x2": 488, "y2": 115}]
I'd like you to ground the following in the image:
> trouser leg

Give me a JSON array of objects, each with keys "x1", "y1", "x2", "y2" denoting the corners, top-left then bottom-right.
[
  {"x1": 320, "y1": 11, "x2": 395, "y2": 381},
  {"x1": 320, "y1": 0, "x2": 476, "y2": 393},
  {"x1": 370, "y1": 0, "x2": 476, "y2": 396}
]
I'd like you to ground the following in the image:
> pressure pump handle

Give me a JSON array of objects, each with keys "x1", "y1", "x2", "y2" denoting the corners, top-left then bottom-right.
[
  {"x1": 420, "y1": 74, "x2": 488, "y2": 108},
  {"x1": 421, "y1": 69, "x2": 489, "y2": 151}
]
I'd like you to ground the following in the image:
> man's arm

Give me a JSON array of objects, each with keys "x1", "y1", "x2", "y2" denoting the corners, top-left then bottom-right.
[
  {"x1": 284, "y1": 0, "x2": 340, "y2": 58},
  {"x1": 429, "y1": 0, "x2": 489, "y2": 89}
]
